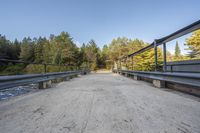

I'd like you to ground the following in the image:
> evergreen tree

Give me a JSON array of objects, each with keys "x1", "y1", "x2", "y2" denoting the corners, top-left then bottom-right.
[
  {"x1": 185, "y1": 29, "x2": 200, "y2": 58},
  {"x1": 100, "y1": 45, "x2": 109, "y2": 68},
  {"x1": 79, "y1": 43, "x2": 87, "y2": 67},
  {"x1": 12, "y1": 39, "x2": 21, "y2": 60},
  {"x1": 0, "y1": 35, "x2": 10, "y2": 59},
  {"x1": 175, "y1": 41, "x2": 181, "y2": 57},
  {"x1": 20, "y1": 37, "x2": 35, "y2": 62},
  {"x1": 34, "y1": 37, "x2": 43, "y2": 63},
  {"x1": 85, "y1": 40, "x2": 100, "y2": 70},
  {"x1": 187, "y1": 49, "x2": 199, "y2": 58}
]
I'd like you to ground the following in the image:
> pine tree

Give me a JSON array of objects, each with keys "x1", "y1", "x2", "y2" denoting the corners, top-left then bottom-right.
[
  {"x1": 175, "y1": 41, "x2": 181, "y2": 57},
  {"x1": 85, "y1": 40, "x2": 100, "y2": 70},
  {"x1": 20, "y1": 37, "x2": 35, "y2": 62},
  {"x1": 12, "y1": 39, "x2": 21, "y2": 60}
]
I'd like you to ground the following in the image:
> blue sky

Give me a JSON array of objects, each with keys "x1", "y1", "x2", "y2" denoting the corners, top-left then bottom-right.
[{"x1": 0, "y1": 0, "x2": 200, "y2": 54}]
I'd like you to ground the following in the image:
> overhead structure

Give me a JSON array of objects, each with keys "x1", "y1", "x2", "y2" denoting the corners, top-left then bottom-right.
[{"x1": 118, "y1": 20, "x2": 200, "y2": 71}]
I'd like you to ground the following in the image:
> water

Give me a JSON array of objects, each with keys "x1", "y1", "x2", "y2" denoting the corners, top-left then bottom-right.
[{"x1": 0, "y1": 84, "x2": 38, "y2": 100}]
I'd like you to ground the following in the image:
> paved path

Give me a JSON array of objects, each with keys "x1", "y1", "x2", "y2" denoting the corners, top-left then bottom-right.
[{"x1": 0, "y1": 72, "x2": 200, "y2": 133}]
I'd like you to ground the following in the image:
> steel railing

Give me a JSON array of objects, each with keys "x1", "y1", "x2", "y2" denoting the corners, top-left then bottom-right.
[
  {"x1": 0, "y1": 59, "x2": 90, "y2": 90},
  {"x1": 114, "y1": 20, "x2": 200, "y2": 91},
  {"x1": 117, "y1": 20, "x2": 200, "y2": 72},
  {"x1": 113, "y1": 69, "x2": 200, "y2": 88}
]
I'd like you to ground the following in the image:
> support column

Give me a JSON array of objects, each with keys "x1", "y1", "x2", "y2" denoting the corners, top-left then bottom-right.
[
  {"x1": 39, "y1": 81, "x2": 47, "y2": 89},
  {"x1": 163, "y1": 43, "x2": 167, "y2": 72},
  {"x1": 134, "y1": 75, "x2": 141, "y2": 80},
  {"x1": 153, "y1": 80, "x2": 165, "y2": 88},
  {"x1": 154, "y1": 41, "x2": 158, "y2": 71},
  {"x1": 46, "y1": 80, "x2": 52, "y2": 88},
  {"x1": 64, "y1": 76, "x2": 70, "y2": 81},
  {"x1": 38, "y1": 80, "x2": 53, "y2": 89}
]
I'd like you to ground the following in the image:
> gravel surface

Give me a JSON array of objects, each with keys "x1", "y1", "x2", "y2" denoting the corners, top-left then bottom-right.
[{"x1": 0, "y1": 72, "x2": 200, "y2": 133}]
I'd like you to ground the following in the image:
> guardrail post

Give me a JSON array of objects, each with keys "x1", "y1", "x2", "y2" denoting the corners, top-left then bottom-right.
[
  {"x1": 134, "y1": 75, "x2": 141, "y2": 80},
  {"x1": 47, "y1": 80, "x2": 52, "y2": 87},
  {"x1": 163, "y1": 43, "x2": 167, "y2": 72},
  {"x1": 153, "y1": 80, "x2": 165, "y2": 88},
  {"x1": 154, "y1": 41, "x2": 158, "y2": 71},
  {"x1": 64, "y1": 76, "x2": 70, "y2": 81},
  {"x1": 38, "y1": 80, "x2": 52, "y2": 89},
  {"x1": 39, "y1": 81, "x2": 47, "y2": 89}
]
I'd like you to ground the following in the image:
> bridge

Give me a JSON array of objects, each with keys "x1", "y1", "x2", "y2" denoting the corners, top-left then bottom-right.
[{"x1": 0, "y1": 21, "x2": 200, "y2": 133}]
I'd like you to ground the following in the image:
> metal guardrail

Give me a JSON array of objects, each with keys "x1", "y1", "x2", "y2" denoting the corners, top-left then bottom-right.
[
  {"x1": 0, "y1": 70, "x2": 89, "y2": 90},
  {"x1": 166, "y1": 59, "x2": 200, "y2": 73},
  {"x1": 118, "y1": 20, "x2": 200, "y2": 72},
  {"x1": 113, "y1": 69, "x2": 200, "y2": 88},
  {"x1": 0, "y1": 58, "x2": 90, "y2": 90}
]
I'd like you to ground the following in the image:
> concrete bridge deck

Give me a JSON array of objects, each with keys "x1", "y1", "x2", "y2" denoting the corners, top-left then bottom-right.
[{"x1": 0, "y1": 72, "x2": 200, "y2": 133}]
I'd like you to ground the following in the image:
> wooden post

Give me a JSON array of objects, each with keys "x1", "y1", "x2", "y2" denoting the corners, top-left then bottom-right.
[{"x1": 163, "y1": 43, "x2": 167, "y2": 72}]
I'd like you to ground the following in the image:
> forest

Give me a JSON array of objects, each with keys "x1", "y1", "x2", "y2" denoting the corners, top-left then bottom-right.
[{"x1": 0, "y1": 30, "x2": 199, "y2": 75}]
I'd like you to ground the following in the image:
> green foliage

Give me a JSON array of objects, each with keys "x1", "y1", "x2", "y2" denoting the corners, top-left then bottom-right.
[
  {"x1": 0, "y1": 35, "x2": 20, "y2": 60},
  {"x1": 0, "y1": 32, "x2": 98, "y2": 75},
  {"x1": 20, "y1": 37, "x2": 35, "y2": 62},
  {"x1": 105, "y1": 37, "x2": 161, "y2": 71},
  {"x1": 175, "y1": 41, "x2": 181, "y2": 57},
  {"x1": 24, "y1": 64, "x2": 44, "y2": 74},
  {"x1": 185, "y1": 30, "x2": 200, "y2": 58},
  {"x1": 51, "y1": 32, "x2": 78, "y2": 65},
  {"x1": 1, "y1": 30, "x2": 197, "y2": 74},
  {"x1": 84, "y1": 40, "x2": 100, "y2": 70},
  {"x1": 0, "y1": 64, "x2": 25, "y2": 75},
  {"x1": 99, "y1": 45, "x2": 109, "y2": 68}
]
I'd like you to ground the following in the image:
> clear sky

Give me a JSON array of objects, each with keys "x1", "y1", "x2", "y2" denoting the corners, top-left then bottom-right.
[{"x1": 0, "y1": 0, "x2": 200, "y2": 54}]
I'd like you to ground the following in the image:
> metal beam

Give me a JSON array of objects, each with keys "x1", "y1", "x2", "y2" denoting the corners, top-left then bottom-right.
[
  {"x1": 125, "y1": 20, "x2": 200, "y2": 59},
  {"x1": 117, "y1": 69, "x2": 200, "y2": 88},
  {"x1": 154, "y1": 41, "x2": 158, "y2": 71},
  {"x1": 156, "y1": 20, "x2": 200, "y2": 44},
  {"x1": 0, "y1": 71, "x2": 83, "y2": 90},
  {"x1": 127, "y1": 44, "x2": 154, "y2": 58},
  {"x1": 163, "y1": 43, "x2": 167, "y2": 72}
]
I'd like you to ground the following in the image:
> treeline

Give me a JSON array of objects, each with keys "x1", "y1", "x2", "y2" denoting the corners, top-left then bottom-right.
[
  {"x1": 105, "y1": 38, "x2": 159, "y2": 71},
  {"x1": 0, "y1": 32, "x2": 104, "y2": 74},
  {"x1": 0, "y1": 30, "x2": 199, "y2": 74},
  {"x1": 106, "y1": 30, "x2": 200, "y2": 71}
]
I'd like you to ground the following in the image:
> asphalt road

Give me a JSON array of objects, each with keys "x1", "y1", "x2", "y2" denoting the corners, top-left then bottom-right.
[{"x1": 0, "y1": 72, "x2": 200, "y2": 133}]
